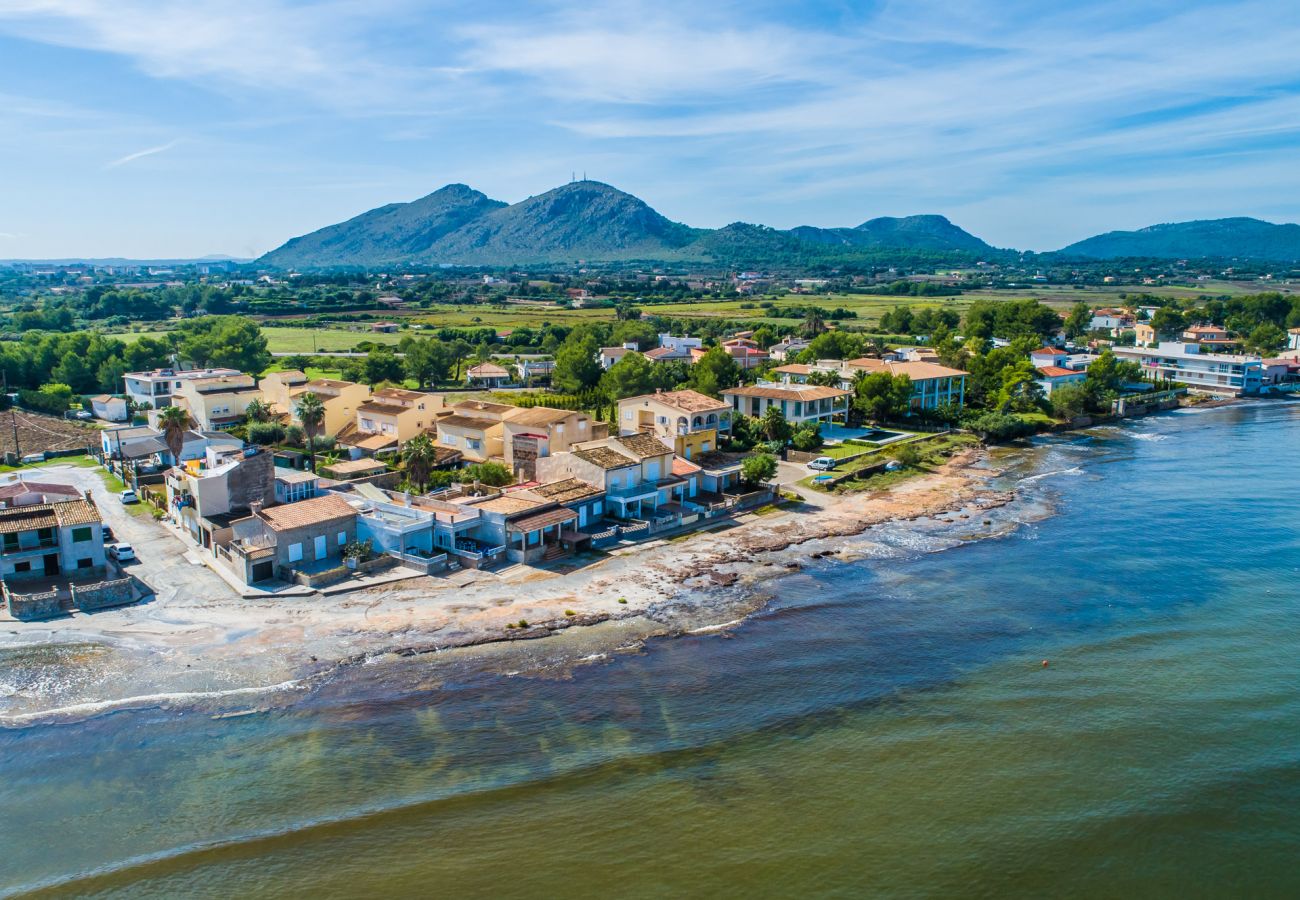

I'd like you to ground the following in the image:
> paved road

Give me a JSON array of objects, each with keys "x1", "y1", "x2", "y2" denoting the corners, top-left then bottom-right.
[{"x1": 38, "y1": 463, "x2": 235, "y2": 603}]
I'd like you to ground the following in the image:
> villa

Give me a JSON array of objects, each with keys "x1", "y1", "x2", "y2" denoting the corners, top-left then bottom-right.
[
  {"x1": 1112, "y1": 342, "x2": 1263, "y2": 396},
  {"x1": 617, "y1": 389, "x2": 732, "y2": 459},
  {"x1": 721, "y1": 382, "x2": 851, "y2": 426}
]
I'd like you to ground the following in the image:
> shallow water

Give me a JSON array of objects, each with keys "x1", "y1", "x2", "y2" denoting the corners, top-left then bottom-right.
[{"x1": 2, "y1": 402, "x2": 1299, "y2": 898}]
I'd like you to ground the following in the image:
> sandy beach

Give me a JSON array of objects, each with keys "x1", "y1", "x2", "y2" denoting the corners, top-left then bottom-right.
[{"x1": 0, "y1": 449, "x2": 1012, "y2": 722}]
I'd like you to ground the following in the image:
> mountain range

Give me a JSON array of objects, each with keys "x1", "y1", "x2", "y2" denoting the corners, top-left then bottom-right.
[{"x1": 258, "y1": 181, "x2": 1300, "y2": 269}]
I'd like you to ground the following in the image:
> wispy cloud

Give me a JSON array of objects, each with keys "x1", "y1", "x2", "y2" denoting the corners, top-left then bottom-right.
[{"x1": 104, "y1": 138, "x2": 180, "y2": 169}]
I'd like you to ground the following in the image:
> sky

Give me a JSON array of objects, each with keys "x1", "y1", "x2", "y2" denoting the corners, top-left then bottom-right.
[{"x1": 3, "y1": 0, "x2": 1300, "y2": 258}]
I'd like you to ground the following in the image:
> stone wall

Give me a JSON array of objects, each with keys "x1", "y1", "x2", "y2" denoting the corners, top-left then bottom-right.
[
  {"x1": 71, "y1": 577, "x2": 136, "y2": 612},
  {"x1": 4, "y1": 585, "x2": 63, "y2": 620}
]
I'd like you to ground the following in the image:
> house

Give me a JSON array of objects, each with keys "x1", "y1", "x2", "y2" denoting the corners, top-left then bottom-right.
[
  {"x1": 524, "y1": 477, "x2": 607, "y2": 532},
  {"x1": 1112, "y1": 342, "x2": 1263, "y2": 396},
  {"x1": 693, "y1": 342, "x2": 768, "y2": 370},
  {"x1": 466, "y1": 362, "x2": 513, "y2": 387},
  {"x1": 769, "y1": 338, "x2": 810, "y2": 362},
  {"x1": 1288, "y1": 328, "x2": 1300, "y2": 351},
  {"x1": 370, "y1": 321, "x2": 401, "y2": 333},
  {"x1": 100, "y1": 424, "x2": 162, "y2": 463},
  {"x1": 435, "y1": 400, "x2": 513, "y2": 464},
  {"x1": 273, "y1": 468, "x2": 320, "y2": 504},
  {"x1": 289, "y1": 379, "x2": 372, "y2": 437},
  {"x1": 1030, "y1": 347, "x2": 1070, "y2": 369},
  {"x1": 123, "y1": 367, "x2": 242, "y2": 411},
  {"x1": 721, "y1": 382, "x2": 851, "y2": 426},
  {"x1": 659, "y1": 334, "x2": 703, "y2": 355},
  {"x1": 223, "y1": 494, "x2": 359, "y2": 584},
  {"x1": 0, "y1": 473, "x2": 83, "y2": 508},
  {"x1": 342, "y1": 388, "x2": 445, "y2": 454},
  {"x1": 0, "y1": 497, "x2": 106, "y2": 584},
  {"x1": 535, "y1": 433, "x2": 684, "y2": 521},
  {"x1": 501, "y1": 406, "x2": 606, "y2": 479},
  {"x1": 599, "y1": 342, "x2": 639, "y2": 369},
  {"x1": 90, "y1": 395, "x2": 129, "y2": 423},
  {"x1": 166, "y1": 446, "x2": 276, "y2": 550},
  {"x1": 1133, "y1": 323, "x2": 1157, "y2": 347},
  {"x1": 617, "y1": 389, "x2": 732, "y2": 459},
  {"x1": 165, "y1": 373, "x2": 261, "y2": 431},
  {"x1": 260, "y1": 370, "x2": 309, "y2": 417},
  {"x1": 517, "y1": 358, "x2": 555, "y2": 383},
  {"x1": 318, "y1": 457, "x2": 388, "y2": 482},
  {"x1": 1181, "y1": 324, "x2": 1235, "y2": 350},
  {"x1": 1089, "y1": 308, "x2": 1135, "y2": 334},
  {"x1": 1035, "y1": 366, "x2": 1088, "y2": 395},
  {"x1": 778, "y1": 359, "x2": 967, "y2": 411}
]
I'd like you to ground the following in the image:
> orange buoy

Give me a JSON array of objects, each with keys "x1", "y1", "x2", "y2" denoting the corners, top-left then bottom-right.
[{"x1": 1041, "y1": 659, "x2": 1049, "y2": 667}]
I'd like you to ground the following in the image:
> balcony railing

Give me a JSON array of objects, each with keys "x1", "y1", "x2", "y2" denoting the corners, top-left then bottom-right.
[{"x1": 1, "y1": 538, "x2": 59, "y2": 555}]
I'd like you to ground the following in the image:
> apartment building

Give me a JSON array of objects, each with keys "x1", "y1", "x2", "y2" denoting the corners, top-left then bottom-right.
[
  {"x1": 289, "y1": 379, "x2": 372, "y2": 436},
  {"x1": 721, "y1": 382, "x2": 852, "y2": 426},
  {"x1": 123, "y1": 367, "x2": 241, "y2": 411},
  {"x1": 167, "y1": 373, "x2": 261, "y2": 431},
  {"x1": 501, "y1": 406, "x2": 605, "y2": 478},
  {"x1": 1112, "y1": 342, "x2": 1263, "y2": 396}
]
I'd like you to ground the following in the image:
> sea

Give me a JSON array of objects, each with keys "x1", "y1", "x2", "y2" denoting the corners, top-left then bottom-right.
[{"x1": 1, "y1": 401, "x2": 1298, "y2": 898}]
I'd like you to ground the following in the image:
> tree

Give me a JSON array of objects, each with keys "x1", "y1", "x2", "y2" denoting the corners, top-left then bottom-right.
[
  {"x1": 599, "y1": 352, "x2": 657, "y2": 400},
  {"x1": 688, "y1": 345, "x2": 741, "y2": 397},
  {"x1": 741, "y1": 452, "x2": 778, "y2": 487},
  {"x1": 806, "y1": 330, "x2": 864, "y2": 360},
  {"x1": 175, "y1": 316, "x2": 270, "y2": 373},
  {"x1": 362, "y1": 347, "x2": 405, "y2": 385},
  {"x1": 791, "y1": 422, "x2": 823, "y2": 452},
  {"x1": 403, "y1": 339, "x2": 455, "y2": 387},
  {"x1": 996, "y1": 360, "x2": 1045, "y2": 413},
  {"x1": 462, "y1": 461, "x2": 513, "y2": 487},
  {"x1": 243, "y1": 398, "x2": 273, "y2": 424},
  {"x1": 403, "y1": 433, "x2": 437, "y2": 493},
  {"x1": 157, "y1": 405, "x2": 190, "y2": 465},
  {"x1": 1244, "y1": 323, "x2": 1286, "y2": 356},
  {"x1": 1064, "y1": 301, "x2": 1092, "y2": 339},
  {"x1": 296, "y1": 392, "x2": 326, "y2": 473},
  {"x1": 246, "y1": 421, "x2": 285, "y2": 445},
  {"x1": 854, "y1": 372, "x2": 912, "y2": 422},
  {"x1": 760, "y1": 405, "x2": 793, "y2": 443},
  {"x1": 553, "y1": 333, "x2": 602, "y2": 393},
  {"x1": 1049, "y1": 382, "x2": 1089, "y2": 419},
  {"x1": 1149, "y1": 306, "x2": 1185, "y2": 337},
  {"x1": 801, "y1": 308, "x2": 827, "y2": 337}
]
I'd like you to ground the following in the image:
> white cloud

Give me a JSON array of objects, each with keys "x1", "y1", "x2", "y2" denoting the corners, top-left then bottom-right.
[{"x1": 104, "y1": 138, "x2": 181, "y2": 169}]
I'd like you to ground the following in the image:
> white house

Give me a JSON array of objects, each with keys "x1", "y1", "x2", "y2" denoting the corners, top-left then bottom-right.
[
  {"x1": 90, "y1": 395, "x2": 129, "y2": 423},
  {"x1": 1112, "y1": 342, "x2": 1263, "y2": 396}
]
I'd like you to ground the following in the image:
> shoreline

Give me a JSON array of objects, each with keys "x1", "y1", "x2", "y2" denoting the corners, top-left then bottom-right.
[{"x1": 0, "y1": 445, "x2": 1016, "y2": 725}]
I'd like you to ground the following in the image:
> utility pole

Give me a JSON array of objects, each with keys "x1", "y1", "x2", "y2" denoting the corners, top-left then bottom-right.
[{"x1": 2, "y1": 372, "x2": 18, "y2": 461}]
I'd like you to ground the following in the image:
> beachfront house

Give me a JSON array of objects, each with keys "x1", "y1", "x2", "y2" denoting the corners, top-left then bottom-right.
[
  {"x1": 721, "y1": 382, "x2": 851, "y2": 427},
  {"x1": 166, "y1": 446, "x2": 277, "y2": 551},
  {"x1": 1112, "y1": 342, "x2": 1263, "y2": 396},
  {"x1": 0, "y1": 497, "x2": 106, "y2": 583},
  {"x1": 222, "y1": 494, "x2": 360, "y2": 585},
  {"x1": 501, "y1": 406, "x2": 605, "y2": 479},
  {"x1": 617, "y1": 389, "x2": 732, "y2": 459}
]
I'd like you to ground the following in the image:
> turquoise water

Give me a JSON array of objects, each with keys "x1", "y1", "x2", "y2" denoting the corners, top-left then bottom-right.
[{"x1": 2, "y1": 403, "x2": 1299, "y2": 897}]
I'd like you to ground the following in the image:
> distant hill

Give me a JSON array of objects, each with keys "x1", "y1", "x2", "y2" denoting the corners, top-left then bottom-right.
[
  {"x1": 258, "y1": 181, "x2": 997, "y2": 269},
  {"x1": 1058, "y1": 217, "x2": 1300, "y2": 262}
]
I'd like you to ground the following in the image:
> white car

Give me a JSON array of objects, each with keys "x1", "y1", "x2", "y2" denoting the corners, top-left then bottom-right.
[
  {"x1": 107, "y1": 542, "x2": 135, "y2": 562},
  {"x1": 119, "y1": 489, "x2": 139, "y2": 504},
  {"x1": 806, "y1": 457, "x2": 837, "y2": 471}
]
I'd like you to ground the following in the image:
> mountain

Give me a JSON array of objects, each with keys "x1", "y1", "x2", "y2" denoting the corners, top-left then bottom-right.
[
  {"x1": 260, "y1": 184, "x2": 507, "y2": 268},
  {"x1": 1058, "y1": 217, "x2": 1300, "y2": 262},
  {"x1": 258, "y1": 180, "x2": 996, "y2": 269}
]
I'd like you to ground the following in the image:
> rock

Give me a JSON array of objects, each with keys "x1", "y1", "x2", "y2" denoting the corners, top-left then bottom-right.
[{"x1": 708, "y1": 571, "x2": 739, "y2": 586}]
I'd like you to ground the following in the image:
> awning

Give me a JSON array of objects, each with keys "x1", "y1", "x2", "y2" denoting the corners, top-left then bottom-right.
[{"x1": 507, "y1": 507, "x2": 578, "y2": 533}]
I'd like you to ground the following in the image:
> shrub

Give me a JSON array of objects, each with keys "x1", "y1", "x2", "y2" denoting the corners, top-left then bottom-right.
[
  {"x1": 246, "y1": 422, "x2": 285, "y2": 446},
  {"x1": 964, "y1": 411, "x2": 1037, "y2": 443},
  {"x1": 891, "y1": 443, "x2": 923, "y2": 468},
  {"x1": 284, "y1": 424, "x2": 305, "y2": 447}
]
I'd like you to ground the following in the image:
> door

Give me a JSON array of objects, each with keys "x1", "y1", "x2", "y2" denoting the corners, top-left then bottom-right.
[
  {"x1": 251, "y1": 561, "x2": 274, "y2": 582},
  {"x1": 578, "y1": 506, "x2": 588, "y2": 528},
  {"x1": 43, "y1": 554, "x2": 60, "y2": 577},
  {"x1": 314, "y1": 535, "x2": 328, "y2": 560}
]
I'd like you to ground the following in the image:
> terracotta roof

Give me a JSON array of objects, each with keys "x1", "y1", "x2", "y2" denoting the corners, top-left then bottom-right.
[
  {"x1": 323, "y1": 458, "x2": 387, "y2": 476},
  {"x1": 613, "y1": 433, "x2": 672, "y2": 458},
  {"x1": 0, "y1": 504, "x2": 58, "y2": 533},
  {"x1": 467, "y1": 363, "x2": 510, "y2": 377},
  {"x1": 257, "y1": 494, "x2": 357, "y2": 531},
  {"x1": 355, "y1": 433, "x2": 398, "y2": 452},
  {"x1": 601, "y1": 346, "x2": 633, "y2": 358},
  {"x1": 504, "y1": 406, "x2": 576, "y2": 426},
  {"x1": 773, "y1": 364, "x2": 813, "y2": 375},
  {"x1": 529, "y1": 477, "x2": 604, "y2": 504},
  {"x1": 845, "y1": 359, "x2": 968, "y2": 380},
  {"x1": 453, "y1": 400, "x2": 514, "y2": 415},
  {"x1": 91, "y1": 394, "x2": 116, "y2": 403},
  {"x1": 357, "y1": 402, "x2": 409, "y2": 417},
  {"x1": 473, "y1": 495, "x2": 543, "y2": 515},
  {"x1": 1031, "y1": 347, "x2": 1064, "y2": 356},
  {"x1": 0, "y1": 478, "x2": 82, "y2": 503},
  {"x1": 305, "y1": 378, "x2": 355, "y2": 390},
  {"x1": 671, "y1": 457, "x2": 702, "y2": 476},
  {"x1": 723, "y1": 384, "x2": 851, "y2": 401},
  {"x1": 644, "y1": 347, "x2": 685, "y2": 360},
  {"x1": 573, "y1": 446, "x2": 637, "y2": 470},
  {"x1": 627, "y1": 389, "x2": 728, "y2": 413},
  {"x1": 1036, "y1": 366, "x2": 1081, "y2": 378},
  {"x1": 439, "y1": 414, "x2": 499, "y2": 431},
  {"x1": 508, "y1": 506, "x2": 578, "y2": 533},
  {"x1": 372, "y1": 387, "x2": 428, "y2": 403}
]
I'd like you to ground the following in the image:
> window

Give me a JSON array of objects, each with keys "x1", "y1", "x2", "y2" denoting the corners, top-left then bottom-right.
[
  {"x1": 77, "y1": 558, "x2": 93, "y2": 569},
  {"x1": 72, "y1": 526, "x2": 93, "y2": 543},
  {"x1": 14, "y1": 561, "x2": 30, "y2": 572},
  {"x1": 288, "y1": 542, "x2": 303, "y2": 562},
  {"x1": 337, "y1": 531, "x2": 347, "y2": 547},
  {"x1": 442, "y1": 434, "x2": 456, "y2": 446},
  {"x1": 468, "y1": 439, "x2": 482, "y2": 451},
  {"x1": 623, "y1": 411, "x2": 634, "y2": 421}
]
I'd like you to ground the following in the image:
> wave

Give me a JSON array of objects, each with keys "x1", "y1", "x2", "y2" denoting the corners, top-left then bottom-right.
[
  {"x1": 687, "y1": 619, "x2": 746, "y2": 635},
  {"x1": 0, "y1": 679, "x2": 307, "y2": 729},
  {"x1": 1018, "y1": 465, "x2": 1083, "y2": 484}
]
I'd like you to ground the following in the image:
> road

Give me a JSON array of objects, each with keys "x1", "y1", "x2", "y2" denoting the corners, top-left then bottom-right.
[{"x1": 35, "y1": 462, "x2": 235, "y2": 604}]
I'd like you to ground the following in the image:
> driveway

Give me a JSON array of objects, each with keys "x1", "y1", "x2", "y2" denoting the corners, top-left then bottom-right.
[{"x1": 31, "y1": 462, "x2": 237, "y2": 604}]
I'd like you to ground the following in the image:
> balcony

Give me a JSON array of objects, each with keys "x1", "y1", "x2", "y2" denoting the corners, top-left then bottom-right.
[{"x1": 1, "y1": 538, "x2": 59, "y2": 556}]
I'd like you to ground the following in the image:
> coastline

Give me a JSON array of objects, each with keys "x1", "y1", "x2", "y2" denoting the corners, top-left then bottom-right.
[{"x1": 0, "y1": 446, "x2": 1014, "y2": 725}]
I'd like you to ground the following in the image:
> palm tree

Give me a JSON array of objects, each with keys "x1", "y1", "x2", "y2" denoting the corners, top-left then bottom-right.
[
  {"x1": 243, "y1": 398, "x2": 272, "y2": 424},
  {"x1": 157, "y1": 405, "x2": 191, "y2": 466},
  {"x1": 802, "y1": 308, "x2": 826, "y2": 337},
  {"x1": 403, "y1": 433, "x2": 437, "y2": 493},
  {"x1": 296, "y1": 392, "x2": 326, "y2": 473}
]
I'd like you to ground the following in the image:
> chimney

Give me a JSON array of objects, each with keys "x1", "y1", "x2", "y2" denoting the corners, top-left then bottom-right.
[{"x1": 249, "y1": 500, "x2": 264, "y2": 518}]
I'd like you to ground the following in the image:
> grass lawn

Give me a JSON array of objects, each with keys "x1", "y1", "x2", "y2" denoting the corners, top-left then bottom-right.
[{"x1": 0, "y1": 455, "x2": 101, "y2": 474}]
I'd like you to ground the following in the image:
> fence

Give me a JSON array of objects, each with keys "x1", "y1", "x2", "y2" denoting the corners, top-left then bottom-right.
[{"x1": 385, "y1": 549, "x2": 449, "y2": 575}]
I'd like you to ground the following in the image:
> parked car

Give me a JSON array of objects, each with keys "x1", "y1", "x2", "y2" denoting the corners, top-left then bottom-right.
[
  {"x1": 102, "y1": 525, "x2": 114, "y2": 541},
  {"x1": 107, "y1": 542, "x2": 135, "y2": 562},
  {"x1": 806, "y1": 457, "x2": 837, "y2": 471},
  {"x1": 119, "y1": 489, "x2": 139, "y2": 504}
]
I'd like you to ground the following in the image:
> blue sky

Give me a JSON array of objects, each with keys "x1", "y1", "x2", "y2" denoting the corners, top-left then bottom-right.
[{"x1": 3, "y1": 0, "x2": 1300, "y2": 258}]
